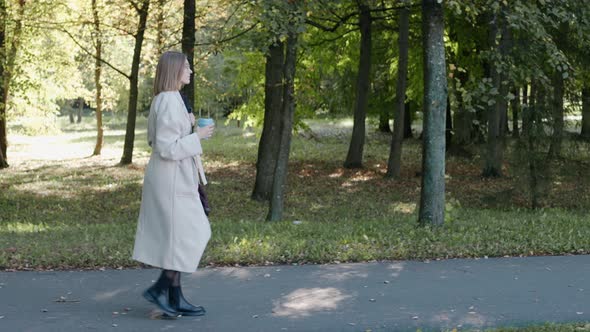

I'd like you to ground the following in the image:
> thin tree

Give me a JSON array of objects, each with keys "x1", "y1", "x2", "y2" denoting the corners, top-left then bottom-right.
[
  {"x1": 120, "y1": 0, "x2": 150, "y2": 165},
  {"x1": 0, "y1": 0, "x2": 8, "y2": 168},
  {"x1": 547, "y1": 69, "x2": 564, "y2": 159},
  {"x1": 155, "y1": 0, "x2": 166, "y2": 54},
  {"x1": 510, "y1": 87, "x2": 519, "y2": 138},
  {"x1": 525, "y1": 82, "x2": 541, "y2": 209},
  {"x1": 418, "y1": 0, "x2": 447, "y2": 226},
  {"x1": 482, "y1": 9, "x2": 510, "y2": 177},
  {"x1": 582, "y1": 85, "x2": 590, "y2": 140},
  {"x1": 547, "y1": 22, "x2": 568, "y2": 159},
  {"x1": 252, "y1": 40, "x2": 284, "y2": 201},
  {"x1": 343, "y1": 2, "x2": 371, "y2": 169},
  {"x1": 267, "y1": 26, "x2": 298, "y2": 221},
  {"x1": 91, "y1": 0, "x2": 104, "y2": 155},
  {"x1": 0, "y1": 0, "x2": 25, "y2": 169},
  {"x1": 386, "y1": 0, "x2": 410, "y2": 178},
  {"x1": 181, "y1": 0, "x2": 195, "y2": 110}
]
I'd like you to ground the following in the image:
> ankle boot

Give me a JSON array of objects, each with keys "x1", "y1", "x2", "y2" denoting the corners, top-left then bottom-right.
[
  {"x1": 143, "y1": 286, "x2": 180, "y2": 317},
  {"x1": 169, "y1": 286, "x2": 206, "y2": 316}
]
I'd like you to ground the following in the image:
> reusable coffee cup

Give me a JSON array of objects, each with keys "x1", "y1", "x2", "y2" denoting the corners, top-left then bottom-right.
[
  {"x1": 197, "y1": 118, "x2": 214, "y2": 139},
  {"x1": 197, "y1": 118, "x2": 214, "y2": 127}
]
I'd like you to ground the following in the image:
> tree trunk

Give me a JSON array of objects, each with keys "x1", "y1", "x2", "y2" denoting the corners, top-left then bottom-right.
[
  {"x1": 0, "y1": 0, "x2": 7, "y2": 168},
  {"x1": 404, "y1": 101, "x2": 412, "y2": 138},
  {"x1": 483, "y1": 12, "x2": 510, "y2": 178},
  {"x1": 526, "y1": 82, "x2": 540, "y2": 209},
  {"x1": 445, "y1": 96, "x2": 452, "y2": 148},
  {"x1": 548, "y1": 71, "x2": 564, "y2": 159},
  {"x1": 378, "y1": 111, "x2": 391, "y2": 132},
  {"x1": 418, "y1": 0, "x2": 447, "y2": 227},
  {"x1": 77, "y1": 98, "x2": 82, "y2": 123},
  {"x1": 344, "y1": 4, "x2": 371, "y2": 169},
  {"x1": 92, "y1": 0, "x2": 103, "y2": 156},
  {"x1": 386, "y1": 0, "x2": 409, "y2": 178},
  {"x1": 511, "y1": 87, "x2": 519, "y2": 138},
  {"x1": 500, "y1": 93, "x2": 509, "y2": 136},
  {"x1": 582, "y1": 86, "x2": 590, "y2": 140},
  {"x1": 156, "y1": 0, "x2": 165, "y2": 54},
  {"x1": 181, "y1": 0, "x2": 195, "y2": 111},
  {"x1": 521, "y1": 85, "x2": 530, "y2": 137},
  {"x1": 0, "y1": 0, "x2": 25, "y2": 168},
  {"x1": 267, "y1": 32, "x2": 297, "y2": 222},
  {"x1": 252, "y1": 41, "x2": 284, "y2": 201},
  {"x1": 120, "y1": 0, "x2": 150, "y2": 165},
  {"x1": 482, "y1": 14, "x2": 501, "y2": 177},
  {"x1": 451, "y1": 68, "x2": 472, "y2": 146}
]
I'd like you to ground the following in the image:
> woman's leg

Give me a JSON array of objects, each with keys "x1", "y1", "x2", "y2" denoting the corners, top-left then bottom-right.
[
  {"x1": 142, "y1": 269, "x2": 180, "y2": 316},
  {"x1": 169, "y1": 272, "x2": 206, "y2": 316}
]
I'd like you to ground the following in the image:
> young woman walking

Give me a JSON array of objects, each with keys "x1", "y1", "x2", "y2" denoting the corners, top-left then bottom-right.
[{"x1": 132, "y1": 51, "x2": 214, "y2": 318}]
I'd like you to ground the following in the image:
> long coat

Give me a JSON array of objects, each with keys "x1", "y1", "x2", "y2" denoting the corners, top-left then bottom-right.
[{"x1": 132, "y1": 91, "x2": 211, "y2": 273}]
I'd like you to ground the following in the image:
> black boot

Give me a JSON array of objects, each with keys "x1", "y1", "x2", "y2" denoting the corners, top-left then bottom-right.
[
  {"x1": 143, "y1": 286, "x2": 180, "y2": 317},
  {"x1": 169, "y1": 286, "x2": 206, "y2": 316},
  {"x1": 142, "y1": 270, "x2": 180, "y2": 318}
]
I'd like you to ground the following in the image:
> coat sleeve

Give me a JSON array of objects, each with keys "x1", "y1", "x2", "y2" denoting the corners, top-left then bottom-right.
[{"x1": 155, "y1": 98, "x2": 203, "y2": 161}]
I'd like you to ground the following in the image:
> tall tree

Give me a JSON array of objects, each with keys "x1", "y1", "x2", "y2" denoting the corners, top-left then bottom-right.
[
  {"x1": 482, "y1": 9, "x2": 511, "y2": 177},
  {"x1": 181, "y1": 0, "x2": 195, "y2": 111},
  {"x1": 548, "y1": 22, "x2": 568, "y2": 159},
  {"x1": 0, "y1": 0, "x2": 25, "y2": 169},
  {"x1": 521, "y1": 84, "x2": 529, "y2": 137},
  {"x1": 582, "y1": 86, "x2": 590, "y2": 140},
  {"x1": 343, "y1": 2, "x2": 371, "y2": 169},
  {"x1": 252, "y1": 41, "x2": 284, "y2": 201},
  {"x1": 120, "y1": 0, "x2": 150, "y2": 165},
  {"x1": 386, "y1": 0, "x2": 410, "y2": 178},
  {"x1": 418, "y1": 0, "x2": 447, "y2": 226},
  {"x1": 525, "y1": 81, "x2": 541, "y2": 209},
  {"x1": 510, "y1": 87, "x2": 519, "y2": 138},
  {"x1": 155, "y1": 0, "x2": 166, "y2": 54},
  {"x1": 267, "y1": 30, "x2": 298, "y2": 222},
  {"x1": 547, "y1": 69, "x2": 564, "y2": 159},
  {"x1": 0, "y1": 0, "x2": 8, "y2": 168},
  {"x1": 91, "y1": 0, "x2": 104, "y2": 156}
]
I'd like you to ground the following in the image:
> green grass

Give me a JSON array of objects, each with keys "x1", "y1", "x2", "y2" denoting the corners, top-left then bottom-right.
[
  {"x1": 424, "y1": 322, "x2": 590, "y2": 331},
  {"x1": 1, "y1": 115, "x2": 590, "y2": 270},
  {"x1": 465, "y1": 322, "x2": 590, "y2": 331}
]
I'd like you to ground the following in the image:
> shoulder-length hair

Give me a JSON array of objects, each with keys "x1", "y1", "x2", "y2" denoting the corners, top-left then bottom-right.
[{"x1": 153, "y1": 51, "x2": 187, "y2": 96}]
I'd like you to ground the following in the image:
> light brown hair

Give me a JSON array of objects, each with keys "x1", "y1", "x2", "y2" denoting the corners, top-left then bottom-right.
[{"x1": 153, "y1": 51, "x2": 187, "y2": 96}]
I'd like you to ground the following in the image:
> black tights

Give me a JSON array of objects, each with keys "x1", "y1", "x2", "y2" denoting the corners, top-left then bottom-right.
[{"x1": 153, "y1": 269, "x2": 181, "y2": 291}]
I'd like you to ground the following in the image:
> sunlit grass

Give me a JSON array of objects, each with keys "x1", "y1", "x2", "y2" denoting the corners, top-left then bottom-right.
[{"x1": 1, "y1": 222, "x2": 52, "y2": 234}]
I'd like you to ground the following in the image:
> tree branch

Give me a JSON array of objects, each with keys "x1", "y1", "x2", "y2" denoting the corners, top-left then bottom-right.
[
  {"x1": 194, "y1": 21, "x2": 259, "y2": 47},
  {"x1": 306, "y1": 11, "x2": 357, "y2": 32},
  {"x1": 126, "y1": 0, "x2": 141, "y2": 13},
  {"x1": 308, "y1": 28, "x2": 358, "y2": 47},
  {"x1": 61, "y1": 28, "x2": 130, "y2": 80}
]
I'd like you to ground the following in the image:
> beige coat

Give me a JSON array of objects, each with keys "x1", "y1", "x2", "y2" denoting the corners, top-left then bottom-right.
[{"x1": 132, "y1": 91, "x2": 211, "y2": 273}]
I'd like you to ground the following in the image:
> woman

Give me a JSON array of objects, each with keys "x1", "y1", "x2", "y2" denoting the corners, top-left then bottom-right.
[{"x1": 132, "y1": 51, "x2": 214, "y2": 318}]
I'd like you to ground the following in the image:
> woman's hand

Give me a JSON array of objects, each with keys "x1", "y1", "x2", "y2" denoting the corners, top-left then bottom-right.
[{"x1": 196, "y1": 124, "x2": 215, "y2": 140}]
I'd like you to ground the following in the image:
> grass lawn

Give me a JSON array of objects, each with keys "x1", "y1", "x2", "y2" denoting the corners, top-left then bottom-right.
[
  {"x1": 1, "y1": 115, "x2": 590, "y2": 270},
  {"x1": 478, "y1": 322, "x2": 590, "y2": 331}
]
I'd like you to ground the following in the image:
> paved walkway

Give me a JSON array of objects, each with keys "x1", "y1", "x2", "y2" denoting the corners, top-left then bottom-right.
[{"x1": 1, "y1": 255, "x2": 589, "y2": 332}]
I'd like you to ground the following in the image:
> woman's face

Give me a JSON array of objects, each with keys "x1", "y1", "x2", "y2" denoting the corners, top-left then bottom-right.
[{"x1": 180, "y1": 59, "x2": 192, "y2": 85}]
